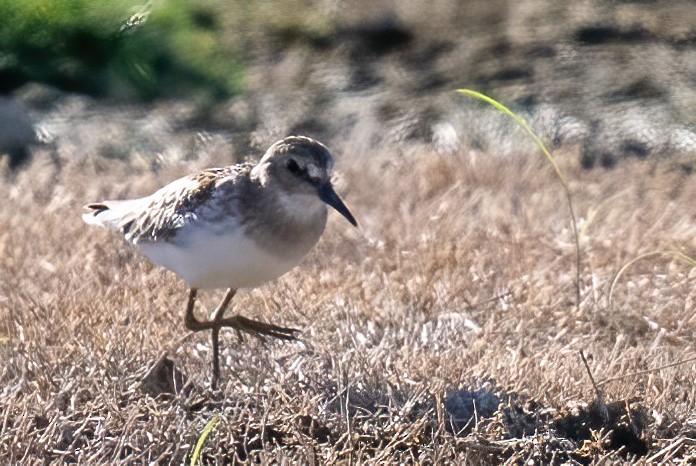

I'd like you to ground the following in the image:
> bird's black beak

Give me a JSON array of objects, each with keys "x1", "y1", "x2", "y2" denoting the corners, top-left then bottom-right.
[{"x1": 317, "y1": 183, "x2": 357, "y2": 227}]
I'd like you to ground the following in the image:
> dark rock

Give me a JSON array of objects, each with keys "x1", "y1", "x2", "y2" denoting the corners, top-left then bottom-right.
[
  {"x1": 0, "y1": 96, "x2": 36, "y2": 169},
  {"x1": 444, "y1": 388, "x2": 501, "y2": 434},
  {"x1": 575, "y1": 25, "x2": 651, "y2": 45},
  {"x1": 490, "y1": 67, "x2": 533, "y2": 82},
  {"x1": 553, "y1": 400, "x2": 650, "y2": 458},
  {"x1": 341, "y1": 18, "x2": 413, "y2": 56},
  {"x1": 610, "y1": 77, "x2": 667, "y2": 102},
  {"x1": 140, "y1": 355, "x2": 188, "y2": 397},
  {"x1": 33, "y1": 415, "x2": 50, "y2": 431}
]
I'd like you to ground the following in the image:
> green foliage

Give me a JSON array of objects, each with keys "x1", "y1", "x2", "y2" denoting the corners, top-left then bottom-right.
[{"x1": 0, "y1": 0, "x2": 244, "y2": 100}]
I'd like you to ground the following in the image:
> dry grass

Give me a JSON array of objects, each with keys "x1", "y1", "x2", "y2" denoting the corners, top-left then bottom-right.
[{"x1": 1, "y1": 144, "x2": 695, "y2": 464}]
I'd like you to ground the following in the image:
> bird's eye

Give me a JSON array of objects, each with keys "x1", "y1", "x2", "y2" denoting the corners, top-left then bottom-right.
[{"x1": 287, "y1": 159, "x2": 301, "y2": 175}]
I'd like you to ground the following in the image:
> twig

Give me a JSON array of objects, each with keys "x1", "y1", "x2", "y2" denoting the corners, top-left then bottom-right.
[
  {"x1": 579, "y1": 350, "x2": 609, "y2": 421},
  {"x1": 465, "y1": 291, "x2": 514, "y2": 311},
  {"x1": 597, "y1": 355, "x2": 696, "y2": 387},
  {"x1": 646, "y1": 437, "x2": 684, "y2": 463}
]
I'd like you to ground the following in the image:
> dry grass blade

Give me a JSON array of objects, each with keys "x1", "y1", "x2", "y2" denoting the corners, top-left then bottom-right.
[
  {"x1": 579, "y1": 350, "x2": 608, "y2": 421},
  {"x1": 190, "y1": 416, "x2": 219, "y2": 466},
  {"x1": 672, "y1": 250, "x2": 696, "y2": 267},
  {"x1": 456, "y1": 89, "x2": 582, "y2": 313},
  {"x1": 597, "y1": 355, "x2": 696, "y2": 387},
  {"x1": 608, "y1": 250, "x2": 696, "y2": 311}
]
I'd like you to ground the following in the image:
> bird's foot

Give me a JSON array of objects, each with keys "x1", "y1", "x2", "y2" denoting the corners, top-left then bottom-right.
[
  {"x1": 209, "y1": 316, "x2": 299, "y2": 389},
  {"x1": 218, "y1": 315, "x2": 300, "y2": 342}
]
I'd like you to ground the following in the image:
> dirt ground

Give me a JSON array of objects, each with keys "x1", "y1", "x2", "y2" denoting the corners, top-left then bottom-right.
[{"x1": 1, "y1": 139, "x2": 694, "y2": 463}]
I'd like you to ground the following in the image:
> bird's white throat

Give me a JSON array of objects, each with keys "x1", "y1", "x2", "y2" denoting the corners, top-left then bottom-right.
[{"x1": 276, "y1": 192, "x2": 326, "y2": 223}]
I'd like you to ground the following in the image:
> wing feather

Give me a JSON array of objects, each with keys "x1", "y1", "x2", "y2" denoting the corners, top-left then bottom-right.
[{"x1": 83, "y1": 164, "x2": 252, "y2": 244}]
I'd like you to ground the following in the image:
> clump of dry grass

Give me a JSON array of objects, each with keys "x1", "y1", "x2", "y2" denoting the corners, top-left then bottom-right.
[{"x1": 0, "y1": 139, "x2": 695, "y2": 463}]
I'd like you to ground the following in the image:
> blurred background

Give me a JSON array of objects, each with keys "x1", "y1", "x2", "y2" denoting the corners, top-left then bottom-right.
[{"x1": 1, "y1": 0, "x2": 696, "y2": 171}]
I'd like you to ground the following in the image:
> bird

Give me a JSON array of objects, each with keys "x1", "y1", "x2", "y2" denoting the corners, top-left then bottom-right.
[{"x1": 83, "y1": 136, "x2": 357, "y2": 387}]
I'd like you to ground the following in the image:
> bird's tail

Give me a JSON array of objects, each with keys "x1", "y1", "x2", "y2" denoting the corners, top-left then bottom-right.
[{"x1": 82, "y1": 199, "x2": 141, "y2": 232}]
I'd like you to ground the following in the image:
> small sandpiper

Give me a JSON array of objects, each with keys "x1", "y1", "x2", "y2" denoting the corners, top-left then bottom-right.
[{"x1": 83, "y1": 136, "x2": 357, "y2": 387}]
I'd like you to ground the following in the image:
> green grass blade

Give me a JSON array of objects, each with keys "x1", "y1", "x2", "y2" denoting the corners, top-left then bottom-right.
[
  {"x1": 456, "y1": 89, "x2": 581, "y2": 311},
  {"x1": 456, "y1": 89, "x2": 567, "y2": 185},
  {"x1": 190, "y1": 415, "x2": 220, "y2": 466}
]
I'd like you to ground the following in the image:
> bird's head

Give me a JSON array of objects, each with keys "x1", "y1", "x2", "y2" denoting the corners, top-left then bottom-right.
[{"x1": 253, "y1": 136, "x2": 357, "y2": 227}]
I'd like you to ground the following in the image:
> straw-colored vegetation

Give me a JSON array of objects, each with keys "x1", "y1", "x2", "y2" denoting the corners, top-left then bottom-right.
[{"x1": 0, "y1": 139, "x2": 694, "y2": 463}]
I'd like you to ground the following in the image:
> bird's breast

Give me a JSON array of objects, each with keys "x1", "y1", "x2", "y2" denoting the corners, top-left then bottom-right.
[
  {"x1": 242, "y1": 195, "x2": 328, "y2": 262},
  {"x1": 138, "y1": 223, "x2": 302, "y2": 289}
]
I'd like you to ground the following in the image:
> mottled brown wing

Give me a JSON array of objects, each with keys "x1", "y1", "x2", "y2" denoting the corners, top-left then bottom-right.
[{"x1": 122, "y1": 164, "x2": 251, "y2": 243}]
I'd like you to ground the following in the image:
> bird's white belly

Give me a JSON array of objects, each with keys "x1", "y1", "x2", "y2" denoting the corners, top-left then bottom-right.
[{"x1": 138, "y1": 226, "x2": 298, "y2": 289}]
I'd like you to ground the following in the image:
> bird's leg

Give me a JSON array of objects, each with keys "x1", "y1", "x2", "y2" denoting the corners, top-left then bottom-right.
[
  {"x1": 209, "y1": 294, "x2": 300, "y2": 387},
  {"x1": 182, "y1": 286, "x2": 300, "y2": 388},
  {"x1": 209, "y1": 288, "x2": 236, "y2": 388},
  {"x1": 184, "y1": 287, "x2": 207, "y2": 331},
  {"x1": 183, "y1": 287, "x2": 235, "y2": 388}
]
